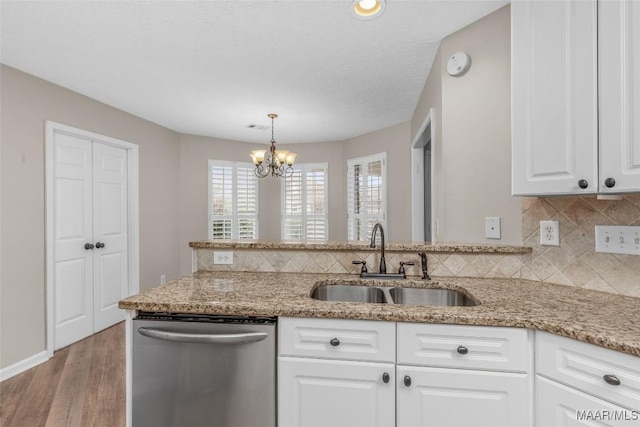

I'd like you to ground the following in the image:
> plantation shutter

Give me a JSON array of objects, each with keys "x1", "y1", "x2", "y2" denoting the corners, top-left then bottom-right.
[
  {"x1": 347, "y1": 153, "x2": 387, "y2": 241},
  {"x1": 209, "y1": 160, "x2": 258, "y2": 239},
  {"x1": 282, "y1": 163, "x2": 328, "y2": 240}
]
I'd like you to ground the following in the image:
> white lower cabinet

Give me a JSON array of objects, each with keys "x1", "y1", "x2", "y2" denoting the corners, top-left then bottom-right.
[
  {"x1": 396, "y1": 366, "x2": 530, "y2": 427},
  {"x1": 278, "y1": 318, "x2": 534, "y2": 427},
  {"x1": 537, "y1": 376, "x2": 635, "y2": 427},
  {"x1": 535, "y1": 331, "x2": 640, "y2": 426},
  {"x1": 278, "y1": 357, "x2": 395, "y2": 427}
]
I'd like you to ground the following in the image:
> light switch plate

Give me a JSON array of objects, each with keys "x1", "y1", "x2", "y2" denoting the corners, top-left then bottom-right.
[
  {"x1": 213, "y1": 251, "x2": 234, "y2": 264},
  {"x1": 485, "y1": 217, "x2": 501, "y2": 239},
  {"x1": 595, "y1": 225, "x2": 640, "y2": 255}
]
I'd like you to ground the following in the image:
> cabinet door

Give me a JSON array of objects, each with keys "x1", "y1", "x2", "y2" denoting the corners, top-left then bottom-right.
[
  {"x1": 537, "y1": 376, "x2": 635, "y2": 427},
  {"x1": 397, "y1": 365, "x2": 531, "y2": 427},
  {"x1": 278, "y1": 357, "x2": 395, "y2": 427},
  {"x1": 512, "y1": 0, "x2": 598, "y2": 195},
  {"x1": 599, "y1": 0, "x2": 640, "y2": 193}
]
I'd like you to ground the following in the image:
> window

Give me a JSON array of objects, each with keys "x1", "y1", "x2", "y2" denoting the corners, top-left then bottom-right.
[
  {"x1": 347, "y1": 152, "x2": 387, "y2": 241},
  {"x1": 281, "y1": 163, "x2": 328, "y2": 240},
  {"x1": 208, "y1": 160, "x2": 258, "y2": 239}
]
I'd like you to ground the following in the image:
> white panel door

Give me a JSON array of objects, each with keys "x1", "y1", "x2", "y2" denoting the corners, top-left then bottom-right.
[
  {"x1": 397, "y1": 365, "x2": 531, "y2": 427},
  {"x1": 512, "y1": 0, "x2": 598, "y2": 195},
  {"x1": 278, "y1": 357, "x2": 395, "y2": 427},
  {"x1": 92, "y1": 142, "x2": 128, "y2": 332},
  {"x1": 599, "y1": 0, "x2": 640, "y2": 193},
  {"x1": 53, "y1": 133, "x2": 94, "y2": 350}
]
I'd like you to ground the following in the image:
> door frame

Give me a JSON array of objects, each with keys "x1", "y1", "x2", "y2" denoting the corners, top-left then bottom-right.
[
  {"x1": 45, "y1": 121, "x2": 139, "y2": 358},
  {"x1": 411, "y1": 109, "x2": 437, "y2": 242}
]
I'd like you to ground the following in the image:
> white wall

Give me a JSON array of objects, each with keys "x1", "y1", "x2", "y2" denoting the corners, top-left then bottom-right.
[
  {"x1": 0, "y1": 65, "x2": 181, "y2": 369},
  {"x1": 410, "y1": 5, "x2": 522, "y2": 245}
]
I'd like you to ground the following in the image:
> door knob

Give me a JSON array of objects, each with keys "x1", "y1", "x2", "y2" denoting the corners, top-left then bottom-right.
[
  {"x1": 329, "y1": 338, "x2": 340, "y2": 347},
  {"x1": 404, "y1": 375, "x2": 412, "y2": 387},
  {"x1": 84, "y1": 243, "x2": 94, "y2": 250},
  {"x1": 382, "y1": 372, "x2": 390, "y2": 383},
  {"x1": 95, "y1": 242, "x2": 105, "y2": 249},
  {"x1": 578, "y1": 179, "x2": 588, "y2": 189},
  {"x1": 604, "y1": 178, "x2": 616, "y2": 188},
  {"x1": 457, "y1": 345, "x2": 469, "y2": 355}
]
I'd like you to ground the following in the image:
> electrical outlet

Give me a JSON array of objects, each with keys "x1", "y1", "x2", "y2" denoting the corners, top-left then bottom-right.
[
  {"x1": 213, "y1": 251, "x2": 233, "y2": 265},
  {"x1": 540, "y1": 221, "x2": 560, "y2": 246},
  {"x1": 485, "y1": 217, "x2": 501, "y2": 239},
  {"x1": 595, "y1": 225, "x2": 640, "y2": 255}
]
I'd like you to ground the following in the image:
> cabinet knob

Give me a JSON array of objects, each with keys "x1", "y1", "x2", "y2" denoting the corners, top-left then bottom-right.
[
  {"x1": 382, "y1": 372, "x2": 390, "y2": 383},
  {"x1": 329, "y1": 338, "x2": 340, "y2": 347},
  {"x1": 578, "y1": 179, "x2": 589, "y2": 189},
  {"x1": 604, "y1": 178, "x2": 616, "y2": 188},
  {"x1": 84, "y1": 243, "x2": 94, "y2": 250},
  {"x1": 457, "y1": 345, "x2": 468, "y2": 355},
  {"x1": 403, "y1": 375, "x2": 412, "y2": 387},
  {"x1": 95, "y1": 242, "x2": 105, "y2": 249},
  {"x1": 603, "y1": 374, "x2": 621, "y2": 386}
]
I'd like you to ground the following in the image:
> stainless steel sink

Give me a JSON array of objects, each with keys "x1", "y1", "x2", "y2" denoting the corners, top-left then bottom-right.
[
  {"x1": 388, "y1": 287, "x2": 475, "y2": 307},
  {"x1": 311, "y1": 285, "x2": 386, "y2": 303},
  {"x1": 311, "y1": 284, "x2": 476, "y2": 307}
]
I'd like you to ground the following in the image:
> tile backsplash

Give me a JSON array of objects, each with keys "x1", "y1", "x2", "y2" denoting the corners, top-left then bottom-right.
[
  {"x1": 520, "y1": 194, "x2": 640, "y2": 297},
  {"x1": 196, "y1": 194, "x2": 640, "y2": 298}
]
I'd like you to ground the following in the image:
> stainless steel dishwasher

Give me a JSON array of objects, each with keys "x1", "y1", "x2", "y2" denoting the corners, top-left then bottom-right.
[{"x1": 133, "y1": 312, "x2": 276, "y2": 427}]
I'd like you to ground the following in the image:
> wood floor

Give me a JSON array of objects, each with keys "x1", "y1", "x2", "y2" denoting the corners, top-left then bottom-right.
[{"x1": 0, "y1": 322, "x2": 125, "y2": 427}]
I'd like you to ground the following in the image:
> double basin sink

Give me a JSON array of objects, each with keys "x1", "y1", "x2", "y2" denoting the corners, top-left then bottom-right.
[{"x1": 311, "y1": 284, "x2": 476, "y2": 307}]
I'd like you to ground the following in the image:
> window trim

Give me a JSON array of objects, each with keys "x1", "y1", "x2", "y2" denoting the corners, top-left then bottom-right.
[
  {"x1": 208, "y1": 159, "x2": 259, "y2": 240},
  {"x1": 346, "y1": 152, "x2": 388, "y2": 241},
  {"x1": 280, "y1": 162, "x2": 329, "y2": 241}
]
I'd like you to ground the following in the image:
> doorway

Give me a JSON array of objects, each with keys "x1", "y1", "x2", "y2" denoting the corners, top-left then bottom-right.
[
  {"x1": 45, "y1": 122, "x2": 139, "y2": 356},
  {"x1": 411, "y1": 109, "x2": 436, "y2": 242}
]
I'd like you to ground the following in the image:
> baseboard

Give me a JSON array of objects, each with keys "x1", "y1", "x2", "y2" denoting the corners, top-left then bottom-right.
[{"x1": 0, "y1": 350, "x2": 49, "y2": 382}]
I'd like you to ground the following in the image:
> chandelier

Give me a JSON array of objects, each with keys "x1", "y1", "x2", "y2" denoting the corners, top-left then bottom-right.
[{"x1": 250, "y1": 113, "x2": 297, "y2": 178}]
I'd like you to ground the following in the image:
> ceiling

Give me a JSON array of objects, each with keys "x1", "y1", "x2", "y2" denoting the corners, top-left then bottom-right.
[{"x1": 1, "y1": 0, "x2": 508, "y2": 144}]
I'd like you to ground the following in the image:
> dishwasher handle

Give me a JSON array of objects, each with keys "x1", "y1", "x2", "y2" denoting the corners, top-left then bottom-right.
[{"x1": 138, "y1": 327, "x2": 269, "y2": 344}]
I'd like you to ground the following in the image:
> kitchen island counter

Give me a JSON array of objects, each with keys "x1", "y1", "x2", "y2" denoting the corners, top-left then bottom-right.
[{"x1": 119, "y1": 271, "x2": 640, "y2": 356}]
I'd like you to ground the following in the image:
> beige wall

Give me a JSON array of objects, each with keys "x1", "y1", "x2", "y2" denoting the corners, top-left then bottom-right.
[
  {"x1": 411, "y1": 5, "x2": 523, "y2": 245},
  {"x1": 177, "y1": 135, "x2": 346, "y2": 275},
  {"x1": 0, "y1": 65, "x2": 181, "y2": 369},
  {"x1": 343, "y1": 122, "x2": 413, "y2": 241}
]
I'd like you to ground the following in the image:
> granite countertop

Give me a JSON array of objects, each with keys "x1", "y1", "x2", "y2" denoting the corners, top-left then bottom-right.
[
  {"x1": 189, "y1": 240, "x2": 532, "y2": 253},
  {"x1": 119, "y1": 271, "x2": 640, "y2": 357}
]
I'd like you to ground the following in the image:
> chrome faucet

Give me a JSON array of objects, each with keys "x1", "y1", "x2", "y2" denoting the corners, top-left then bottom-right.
[{"x1": 370, "y1": 223, "x2": 386, "y2": 274}]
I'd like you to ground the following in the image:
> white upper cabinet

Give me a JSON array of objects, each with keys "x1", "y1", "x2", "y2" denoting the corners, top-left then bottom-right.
[
  {"x1": 512, "y1": 0, "x2": 640, "y2": 196},
  {"x1": 599, "y1": 0, "x2": 640, "y2": 193}
]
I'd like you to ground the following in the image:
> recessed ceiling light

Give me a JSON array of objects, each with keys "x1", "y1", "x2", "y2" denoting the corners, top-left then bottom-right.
[{"x1": 352, "y1": 0, "x2": 385, "y2": 19}]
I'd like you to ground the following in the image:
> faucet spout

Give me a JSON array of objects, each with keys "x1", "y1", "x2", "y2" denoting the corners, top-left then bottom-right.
[{"x1": 370, "y1": 223, "x2": 386, "y2": 274}]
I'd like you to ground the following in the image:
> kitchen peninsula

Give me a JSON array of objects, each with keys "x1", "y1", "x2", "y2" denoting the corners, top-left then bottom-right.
[{"x1": 120, "y1": 241, "x2": 640, "y2": 427}]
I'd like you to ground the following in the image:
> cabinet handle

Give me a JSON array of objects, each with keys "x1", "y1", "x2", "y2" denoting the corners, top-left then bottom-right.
[
  {"x1": 578, "y1": 179, "x2": 589, "y2": 189},
  {"x1": 382, "y1": 372, "x2": 390, "y2": 383},
  {"x1": 329, "y1": 338, "x2": 340, "y2": 347},
  {"x1": 604, "y1": 178, "x2": 616, "y2": 188},
  {"x1": 84, "y1": 243, "x2": 94, "y2": 250},
  {"x1": 95, "y1": 242, "x2": 105, "y2": 249},
  {"x1": 603, "y1": 374, "x2": 621, "y2": 386},
  {"x1": 457, "y1": 345, "x2": 468, "y2": 355},
  {"x1": 404, "y1": 375, "x2": 412, "y2": 387}
]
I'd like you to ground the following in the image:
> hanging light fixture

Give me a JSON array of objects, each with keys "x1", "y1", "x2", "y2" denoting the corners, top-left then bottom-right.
[{"x1": 250, "y1": 113, "x2": 297, "y2": 178}]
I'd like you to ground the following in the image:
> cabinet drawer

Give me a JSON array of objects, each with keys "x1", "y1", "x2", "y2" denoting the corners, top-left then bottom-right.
[
  {"x1": 536, "y1": 376, "x2": 635, "y2": 427},
  {"x1": 278, "y1": 317, "x2": 395, "y2": 363},
  {"x1": 397, "y1": 323, "x2": 530, "y2": 372},
  {"x1": 536, "y1": 331, "x2": 640, "y2": 411}
]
